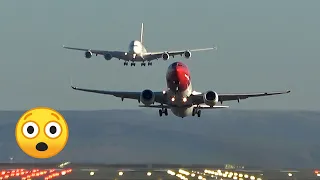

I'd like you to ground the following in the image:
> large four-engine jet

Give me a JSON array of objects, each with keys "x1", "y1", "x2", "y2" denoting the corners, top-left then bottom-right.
[
  {"x1": 70, "y1": 61, "x2": 290, "y2": 118},
  {"x1": 63, "y1": 23, "x2": 216, "y2": 67}
]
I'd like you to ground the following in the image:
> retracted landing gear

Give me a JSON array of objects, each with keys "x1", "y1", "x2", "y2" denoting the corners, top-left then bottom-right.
[
  {"x1": 158, "y1": 108, "x2": 168, "y2": 117},
  {"x1": 192, "y1": 105, "x2": 201, "y2": 117}
]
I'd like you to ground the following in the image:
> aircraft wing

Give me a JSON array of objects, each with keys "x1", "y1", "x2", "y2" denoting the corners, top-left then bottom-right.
[
  {"x1": 71, "y1": 85, "x2": 165, "y2": 104},
  {"x1": 191, "y1": 90, "x2": 291, "y2": 104},
  {"x1": 62, "y1": 45, "x2": 126, "y2": 59},
  {"x1": 144, "y1": 46, "x2": 216, "y2": 60}
]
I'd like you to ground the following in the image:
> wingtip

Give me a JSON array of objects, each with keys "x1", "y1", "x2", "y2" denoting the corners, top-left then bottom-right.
[
  {"x1": 213, "y1": 45, "x2": 217, "y2": 50},
  {"x1": 287, "y1": 90, "x2": 291, "y2": 93},
  {"x1": 71, "y1": 85, "x2": 77, "y2": 90}
]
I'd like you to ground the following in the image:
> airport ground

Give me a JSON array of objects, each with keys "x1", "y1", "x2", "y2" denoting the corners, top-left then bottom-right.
[{"x1": 0, "y1": 163, "x2": 320, "y2": 180}]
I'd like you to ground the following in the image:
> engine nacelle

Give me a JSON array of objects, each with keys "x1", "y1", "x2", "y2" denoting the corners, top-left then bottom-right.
[
  {"x1": 85, "y1": 51, "x2": 92, "y2": 58},
  {"x1": 104, "y1": 53, "x2": 112, "y2": 60},
  {"x1": 162, "y1": 52, "x2": 170, "y2": 60},
  {"x1": 140, "y1": 89, "x2": 155, "y2": 106},
  {"x1": 203, "y1": 91, "x2": 219, "y2": 106},
  {"x1": 184, "y1": 50, "x2": 191, "y2": 59}
]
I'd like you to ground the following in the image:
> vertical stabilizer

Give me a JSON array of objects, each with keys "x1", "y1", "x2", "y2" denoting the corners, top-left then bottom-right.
[{"x1": 140, "y1": 23, "x2": 144, "y2": 44}]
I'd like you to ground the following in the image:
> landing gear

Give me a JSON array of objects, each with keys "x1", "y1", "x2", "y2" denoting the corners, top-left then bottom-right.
[
  {"x1": 124, "y1": 62, "x2": 128, "y2": 66},
  {"x1": 140, "y1": 62, "x2": 152, "y2": 66},
  {"x1": 192, "y1": 106, "x2": 201, "y2": 117},
  {"x1": 130, "y1": 62, "x2": 135, "y2": 66},
  {"x1": 158, "y1": 108, "x2": 168, "y2": 117}
]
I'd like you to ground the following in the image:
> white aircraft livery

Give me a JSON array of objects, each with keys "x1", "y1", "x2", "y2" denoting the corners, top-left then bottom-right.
[
  {"x1": 63, "y1": 23, "x2": 216, "y2": 67},
  {"x1": 71, "y1": 61, "x2": 290, "y2": 118}
]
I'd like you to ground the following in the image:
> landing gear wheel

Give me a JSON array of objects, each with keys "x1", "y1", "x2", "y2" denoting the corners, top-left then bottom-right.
[
  {"x1": 192, "y1": 107, "x2": 201, "y2": 117},
  {"x1": 131, "y1": 63, "x2": 135, "y2": 66},
  {"x1": 197, "y1": 110, "x2": 201, "y2": 117},
  {"x1": 124, "y1": 62, "x2": 128, "y2": 66},
  {"x1": 164, "y1": 108, "x2": 168, "y2": 116},
  {"x1": 148, "y1": 62, "x2": 152, "y2": 66},
  {"x1": 159, "y1": 108, "x2": 168, "y2": 117},
  {"x1": 141, "y1": 63, "x2": 146, "y2": 66}
]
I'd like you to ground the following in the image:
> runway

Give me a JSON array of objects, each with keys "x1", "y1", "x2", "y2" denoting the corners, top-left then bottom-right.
[{"x1": 0, "y1": 163, "x2": 319, "y2": 180}]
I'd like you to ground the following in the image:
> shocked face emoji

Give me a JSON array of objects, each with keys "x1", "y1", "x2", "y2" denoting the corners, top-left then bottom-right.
[{"x1": 15, "y1": 107, "x2": 69, "y2": 159}]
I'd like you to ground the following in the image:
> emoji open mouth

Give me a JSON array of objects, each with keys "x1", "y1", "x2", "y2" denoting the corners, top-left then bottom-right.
[{"x1": 36, "y1": 142, "x2": 48, "y2": 151}]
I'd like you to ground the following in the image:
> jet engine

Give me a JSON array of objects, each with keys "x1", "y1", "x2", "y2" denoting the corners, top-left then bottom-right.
[
  {"x1": 85, "y1": 51, "x2": 92, "y2": 58},
  {"x1": 184, "y1": 50, "x2": 191, "y2": 59},
  {"x1": 203, "y1": 91, "x2": 219, "y2": 106},
  {"x1": 162, "y1": 52, "x2": 170, "y2": 60},
  {"x1": 140, "y1": 89, "x2": 155, "y2": 106},
  {"x1": 104, "y1": 53, "x2": 113, "y2": 60}
]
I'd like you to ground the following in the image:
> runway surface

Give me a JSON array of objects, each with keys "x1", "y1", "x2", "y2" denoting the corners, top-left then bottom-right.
[{"x1": 0, "y1": 163, "x2": 319, "y2": 180}]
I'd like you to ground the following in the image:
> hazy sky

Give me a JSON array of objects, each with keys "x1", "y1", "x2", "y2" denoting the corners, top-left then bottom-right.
[{"x1": 0, "y1": 0, "x2": 319, "y2": 111}]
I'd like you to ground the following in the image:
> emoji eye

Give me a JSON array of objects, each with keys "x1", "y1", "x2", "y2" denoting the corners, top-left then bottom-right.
[
  {"x1": 45, "y1": 122, "x2": 61, "y2": 138},
  {"x1": 22, "y1": 122, "x2": 39, "y2": 138}
]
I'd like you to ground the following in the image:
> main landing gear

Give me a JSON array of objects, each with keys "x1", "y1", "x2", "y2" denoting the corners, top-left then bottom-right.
[
  {"x1": 123, "y1": 62, "x2": 136, "y2": 66},
  {"x1": 192, "y1": 106, "x2": 201, "y2": 117},
  {"x1": 159, "y1": 108, "x2": 168, "y2": 117},
  {"x1": 124, "y1": 62, "x2": 152, "y2": 66},
  {"x1": 141, "y1": 62, "x2": 152, "y2": 66}
]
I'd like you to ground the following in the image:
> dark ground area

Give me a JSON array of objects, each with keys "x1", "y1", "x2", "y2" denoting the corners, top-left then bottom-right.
[{"x1": 0, "y1": 109, "x2": 319, "y2": 169}]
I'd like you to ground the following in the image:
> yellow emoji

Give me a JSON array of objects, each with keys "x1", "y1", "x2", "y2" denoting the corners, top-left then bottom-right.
[{"x1": 15, "y1": 107, "x2": 69, "y2": 159}]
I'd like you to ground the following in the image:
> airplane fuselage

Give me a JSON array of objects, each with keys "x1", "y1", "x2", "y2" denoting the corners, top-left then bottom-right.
[
  {"x1": 127, "y1": 40, "x2": 147, "y2": 61},
  {"x1": 164, "y1": 62, "x2": 195, "y2": 118}
]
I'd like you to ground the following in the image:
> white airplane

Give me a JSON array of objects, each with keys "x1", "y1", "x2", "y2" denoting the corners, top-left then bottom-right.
[
  {"x1": 70, "y1": 61, "x2": 290, "y2": 118},
  {"x1": 63, "y1": 23, "x2": 216, "y2": 67}
]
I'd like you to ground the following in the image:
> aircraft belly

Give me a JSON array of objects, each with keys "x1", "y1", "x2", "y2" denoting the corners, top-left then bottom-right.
[{"x1": 171, "y1": 107, "x2": 193, "y2": 117}]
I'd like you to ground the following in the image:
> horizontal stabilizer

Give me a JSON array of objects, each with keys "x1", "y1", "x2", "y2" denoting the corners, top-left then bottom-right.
[
  {"x1": 139, "y1": 105, "x2": 171, "y2": 108},
  {"x1": 199, "y1": 105, "x2": 229, "y2": 109},
  {"x1": 139, "y1": 104, "x2": 229, "y2": 109}
]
